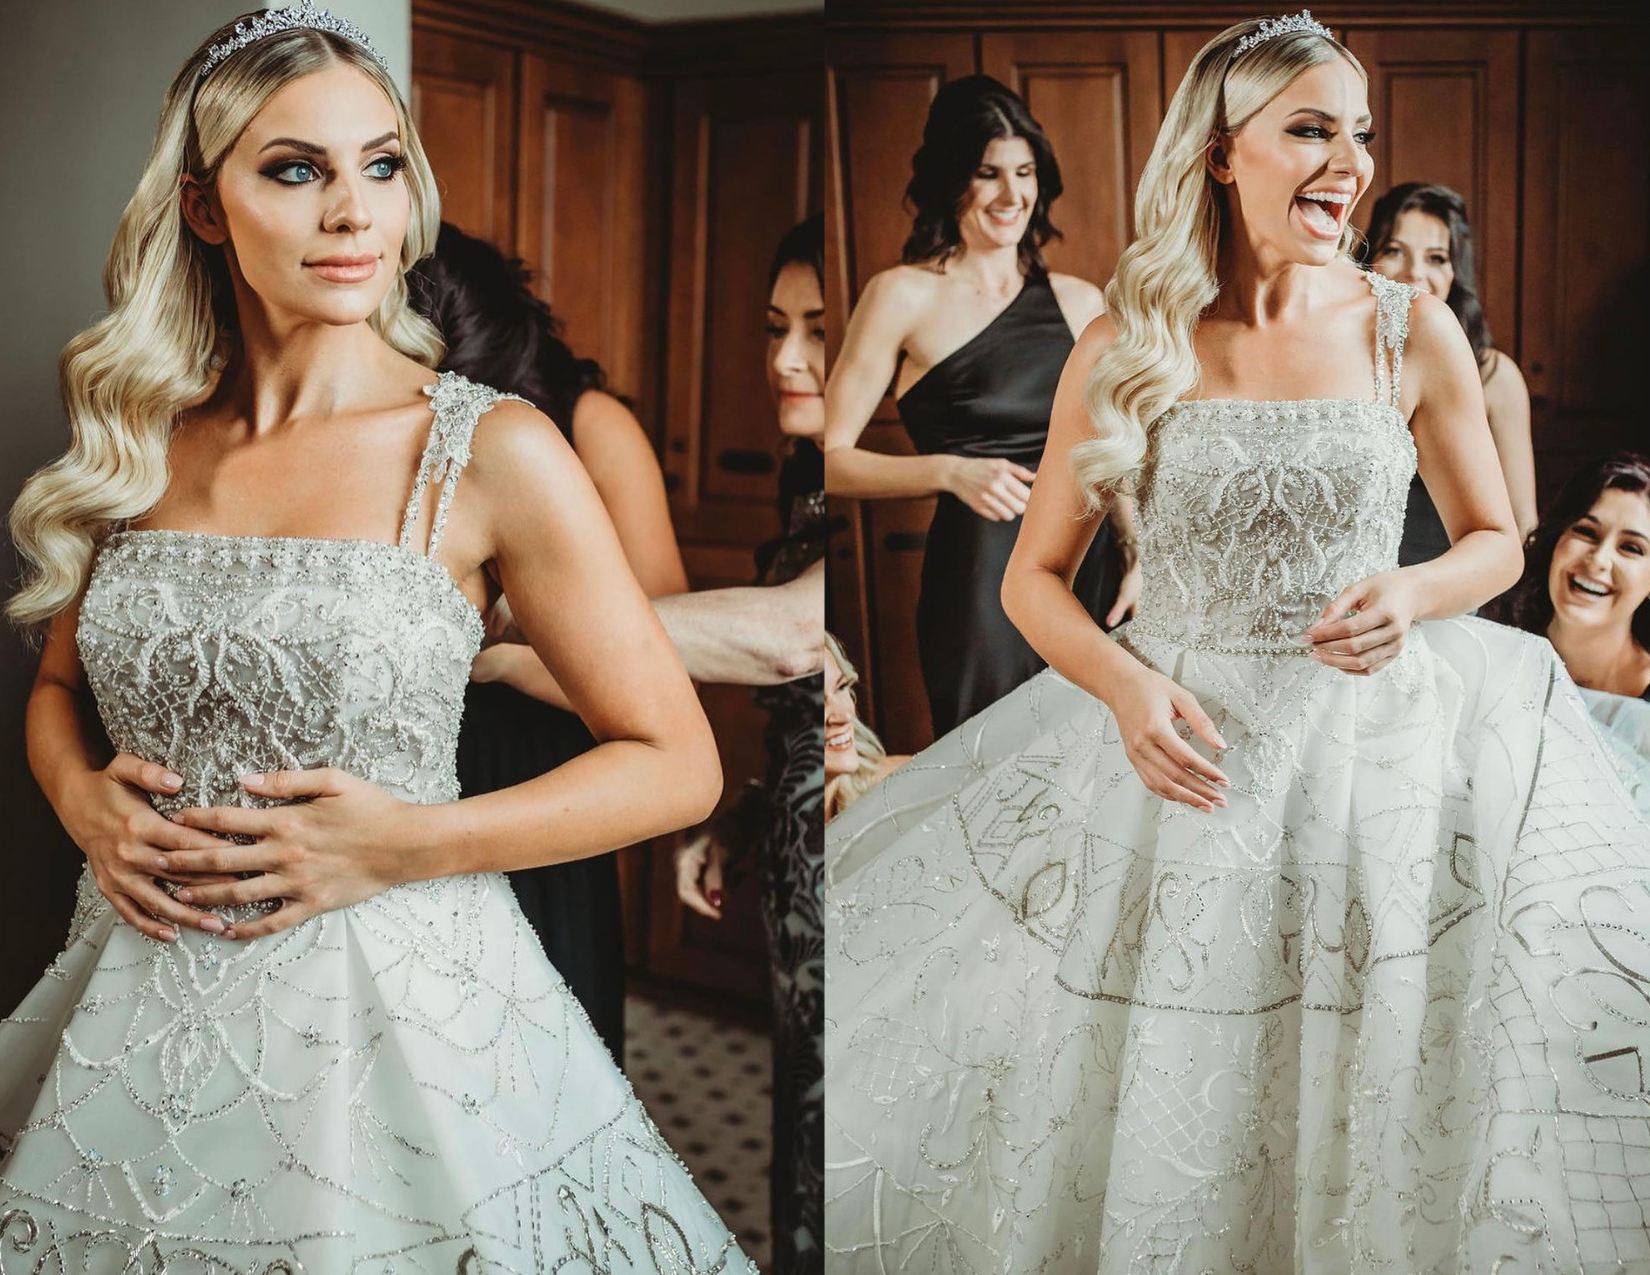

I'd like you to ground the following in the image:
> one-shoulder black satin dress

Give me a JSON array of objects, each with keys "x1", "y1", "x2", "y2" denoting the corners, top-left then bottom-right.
[
  {"x1": 454, "y1": 395, "x2": 626, "y2": 1064},
  {"x1": 896, "y1": 271, "x2": 1117, "y2": 736}
]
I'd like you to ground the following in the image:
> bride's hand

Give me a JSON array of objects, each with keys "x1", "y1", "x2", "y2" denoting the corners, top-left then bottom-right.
[
  {"x1": 1304, "y1": 571, "x2": 1420, "y2": 676},
  {"x1": 158, "y1": 768, "x2": 413, "y2": 939},
  {"x1": 60, "y1": 754, "x2": 243, "y2": 942},
  {"x1": 1109, "y1": 671, "x2": 1231, "y2": 812}
]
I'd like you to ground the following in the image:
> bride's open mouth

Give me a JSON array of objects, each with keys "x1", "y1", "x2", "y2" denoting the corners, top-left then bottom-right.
[{"x1": 1293, "y1": 188, "x2": 1352, "y2": 241}]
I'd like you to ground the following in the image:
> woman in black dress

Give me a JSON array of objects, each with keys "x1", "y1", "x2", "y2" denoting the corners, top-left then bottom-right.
[
  {"x1": 410, "y1": 223, "x2": 688, "y2": 1060},
  {"x1": 1361, "y1": 182, "x2": 1536, "y2": 563},
  {"x1": 676, "y1": 215, "x2": 828, "y2": 1275},
  {"x1": 824, "y1": 75, "x2": 1131, "y2": 739}
]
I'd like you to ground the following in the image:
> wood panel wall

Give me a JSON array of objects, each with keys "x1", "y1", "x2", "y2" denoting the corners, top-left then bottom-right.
[
  {"x1": 827, "y1": 1, "x2": 1648, "y2": 753},
  {"x1": 412, "y1": 0, "x2": 822, "y2": 1013}
]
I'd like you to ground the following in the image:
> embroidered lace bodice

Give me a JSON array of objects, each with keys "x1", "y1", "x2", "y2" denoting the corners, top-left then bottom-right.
[
  {"x1": 76, "y1": 372, "x2": 500, "y2": 814},
  {"x1": 1130, "y1": 270, "x2": 1416, "y2": 653}
]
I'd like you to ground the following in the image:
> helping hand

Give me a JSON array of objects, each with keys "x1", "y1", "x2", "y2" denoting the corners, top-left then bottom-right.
[
  {"x1": 1303, "y1": 571, "x2": 1420, "y2": 676},
  {"x1": 674, "y1": 831, "x2": 727, "y2": 920},
  {"x1": 158, "y1": 768, "x2": 415, "y2": 940},
  {"x1": 1105, "y1": 557, "x2": 1142, "y2": 628},
  {"x1": 945, "y1": 456, "x2": 1036, "y2": 521}
]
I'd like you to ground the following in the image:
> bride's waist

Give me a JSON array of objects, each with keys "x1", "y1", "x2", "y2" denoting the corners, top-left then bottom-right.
[{"x1": 1129, "y1": 593, "x2": 1336, "y2": 656}]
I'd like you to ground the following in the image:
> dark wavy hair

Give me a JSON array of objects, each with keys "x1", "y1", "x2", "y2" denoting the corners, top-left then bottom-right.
[
  {"x1": 407, "y1": 222, "x2": 609, "y2": 432},
  {"x1": 1361, "y1": 182, "x2": 1494, "y2": 369},
  {"x1": 1505, "y1": 452, "x2": 1650, "y2": 652},
  {"x1": 769, "y1": 212, "x2": 823, "y2": 290},
  {"x1": 901, "y1": 75, "x2": 1062, "y2": 274}
]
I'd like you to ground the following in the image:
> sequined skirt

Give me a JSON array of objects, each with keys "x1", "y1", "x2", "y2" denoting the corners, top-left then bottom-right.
[
  {"x1": 0, "y1": 870, "x2": 755, "y2": 1274},
  {"x1": 824, "y1": 616, "x2": 1650, "y2": 1275}
]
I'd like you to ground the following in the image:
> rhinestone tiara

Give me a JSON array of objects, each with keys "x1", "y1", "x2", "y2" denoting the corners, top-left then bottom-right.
[
  {"x1": 199, "y1": 2, "x2": 387, "y2": 80},
  {"x1": 1232, "y1": 10, "x2": 1336, "y2": 58}
]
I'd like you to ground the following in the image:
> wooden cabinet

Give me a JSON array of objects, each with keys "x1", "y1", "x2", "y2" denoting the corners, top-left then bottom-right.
[
  {"x1": 410, "y1": 29, "x2": 516, "y2": 246},
  {"x1": 513, "y1": 55, "x2": 649, "y2": 399},
  {"x1": 1341, "y1": 27, "x2": 1520, "y2": 361},
  {"x1": 980, "y1": 30, "x2": 1160, "y2": 287},
  {"x1": 1520, "y1": 25, "x2": 1650, "y2": 504}
]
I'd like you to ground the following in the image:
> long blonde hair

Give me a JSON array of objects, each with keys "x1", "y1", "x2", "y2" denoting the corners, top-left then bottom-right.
[
  {"x1": 824, "y1": 632, "x2": 890, "y2": 821},
  {"x1": 7, "y1": 13, "x2": 443, "y2": 636},
  {"x1": 1071, "y1": 20, "x2": 1365, "y2": 510}
]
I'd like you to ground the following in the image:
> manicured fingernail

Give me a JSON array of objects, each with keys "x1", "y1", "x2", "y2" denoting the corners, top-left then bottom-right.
[
  {"x1": 241, "y1": 773, "x2": 263, "y2": 788},
  {"x1": 1214, "y1": 736, "x2": 1229, "y2": 751},
  {"x1": 170, "y1": 811, "x2": 187, "y2": 823},
  {"x1": 199, "y1": 915, "x2": 224, "y2": 933},
  {"x1": 175, "y1": 888, "x2": 194, "y2": 902},
  {"x1": 156, "y1": 855, "x2": 170, "y2": 870},
  {"x1": 162, "y1": 772, "x2": 183, "y2": 789},
  {"x1": 158, "y1": 928, "x2": 177, "y2": 942},
  {"x1": 708, "y1": 890, "x2": 724, "y2": 908},
  {"x1": 222, "y1": 928, "x2": 238, "y2": 940}
]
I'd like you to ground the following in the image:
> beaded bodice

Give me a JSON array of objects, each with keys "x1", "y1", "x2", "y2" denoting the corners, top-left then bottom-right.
[
  {"x1": 75, "y1": 372, "x2": 513, "y2": 812},
  {"x1": 1129, "y1": 271, "x2": 1417, "y2": 654}
]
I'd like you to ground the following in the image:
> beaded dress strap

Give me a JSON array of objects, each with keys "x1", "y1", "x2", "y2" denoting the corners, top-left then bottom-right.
[
  {"x1": 398, "y1": 372, "x2": 522, "y2": 558},
  {"x1": 1367, "y1": 270, "x2": 1417, "y2": 410}
]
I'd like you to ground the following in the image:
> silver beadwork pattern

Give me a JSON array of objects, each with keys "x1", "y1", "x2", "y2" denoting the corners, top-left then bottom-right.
[
  {"x1": 821, "y1": 274, "x2": 1650, "y2": 1273},
  {"x1": 199, "y1": 1, "x2": 387, "y2": 79},
  {"x1": 0, "y1": 372, "x2": 756, "y2": 1273}
]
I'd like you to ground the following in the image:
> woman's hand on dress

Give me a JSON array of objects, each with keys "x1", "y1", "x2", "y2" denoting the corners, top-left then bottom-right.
[
  {"x1": 674, "y1": 832, "x2": 727, "y2": 920},
  {"x1": 1110, "y1": 671, "x2": 1231, "y2": 812},
  {"x1": 943, "y1": 456, "x2": 1036, "y2": 521},
  {"x1": 158, "y1": 768, "x2": 413, "y2": 939},
  {"x1": 1303, "y1": 571, "x2": 1420, "y2": 676},
  {"x1": 1105, "y1": 557, "x2": 1142, "y2": 628},
  {"x1": 62, "y1": 754, "x2": 240, "y2": 943}
]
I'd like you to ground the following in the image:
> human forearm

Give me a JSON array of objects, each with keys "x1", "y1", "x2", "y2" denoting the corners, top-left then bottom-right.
[
  {"x1": 659, "y1": 564, "x2": 823, "y2": 684},
  {"x1": 1399, "y1": 526, "x2": 1524, "y2": 619},
  {"x1": 1002, "y1": 562, "x2": 1147, "y2": 712},
  {"x1": 396, "y1": 735, "x2": 722, "y2": 880},
  {"x1": 26, "y1": 680, "x2": 112, "y2": 809},
  {"x1": 825, "y1": 445, "x2": 952, "y2": 500}
]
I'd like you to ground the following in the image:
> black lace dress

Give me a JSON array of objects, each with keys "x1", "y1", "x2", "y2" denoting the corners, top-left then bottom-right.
[{"x1": 750, "y1": 439, "x2": 826, "y2": 1274}]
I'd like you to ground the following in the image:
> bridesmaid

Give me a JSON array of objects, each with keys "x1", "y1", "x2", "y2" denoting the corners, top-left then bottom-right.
[
  {"x1": 1363, "y1": 182, "x2": 1537, "y2": 562},
  {"x1": 410, "y1": 223, "x2": 689, "y2": 1061},
  {"x1": 1505, "y1": 451, "x2": 1650, "y2": 810},
  {"x1": 825, "y1": 75, "x2": 1130, "y2": 739},
  {"x1": 675, "y1": 215, "x2": 828, "y2": 1275}
]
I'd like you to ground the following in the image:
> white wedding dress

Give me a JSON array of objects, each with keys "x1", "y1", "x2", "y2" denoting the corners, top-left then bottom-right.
[
  {"x1": 0, "y1": 373, "x2": 755, "y2": 1274},
  {"x1": 823, "y1": 273, "x2": 1650, "y2": 1274}
]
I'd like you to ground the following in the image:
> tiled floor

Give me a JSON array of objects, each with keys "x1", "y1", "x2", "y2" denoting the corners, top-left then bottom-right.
[{"x1": 625, "y1": 993, "x2": 773, "y2": 1271}]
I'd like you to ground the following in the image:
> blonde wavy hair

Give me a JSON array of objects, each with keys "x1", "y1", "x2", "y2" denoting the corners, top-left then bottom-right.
[
  {"x1": 7, "y1": 13, "x2": 443, "y2": 637},
  {"x1": 1072, "y1": 19, "x2": 1365, "y2": 510},
  {"x1": 824, "y1": 632, "x2": 890, "y2": 821}
]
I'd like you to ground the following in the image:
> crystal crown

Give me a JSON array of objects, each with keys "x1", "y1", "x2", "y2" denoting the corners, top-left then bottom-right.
[
  {"x1": 1232, "y1": 10, "x2": 1336, "y2": 58},
  {"x1": 199, "y1": 2, "x2": 386, "y2": 79}
]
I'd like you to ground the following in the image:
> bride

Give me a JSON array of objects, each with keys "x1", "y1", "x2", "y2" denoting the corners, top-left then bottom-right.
[
  {"x1": 824, "y1": 13, "x2": 1650, "y2": 1275},
  {"x1": 0, "y1": 7, "x2": 753, "y2": 1271}
]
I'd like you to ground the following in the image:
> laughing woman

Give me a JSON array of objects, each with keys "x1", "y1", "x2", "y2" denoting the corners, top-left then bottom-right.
[{"x1": 0, "y1": 7, "x2": 754, "y2": 1270}]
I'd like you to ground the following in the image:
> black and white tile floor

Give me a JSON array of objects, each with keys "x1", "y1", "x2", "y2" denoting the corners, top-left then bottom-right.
[{"x1": 625, "y1": 993, "x2": 773, "y2": 1271}]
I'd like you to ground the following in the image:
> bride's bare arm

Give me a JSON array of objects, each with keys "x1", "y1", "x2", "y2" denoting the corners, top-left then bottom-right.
[
  {"x1": 27, "y1": 601, "x2": 237, "y2": 941},
  {"x1": 163, "y1": 401, "x2": 723, "y2": 936},
  {"x1": 1002, "y1": 317, "x2": 1230, "y2": 811},
  {"x1": 1305, "y1": 293, "x2": 1523, "y2": 673}
]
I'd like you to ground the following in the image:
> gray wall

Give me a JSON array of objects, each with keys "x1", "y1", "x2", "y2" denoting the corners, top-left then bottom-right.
[{"x1": 0, "y1": 0, "x2": 409, "y2": 1015}]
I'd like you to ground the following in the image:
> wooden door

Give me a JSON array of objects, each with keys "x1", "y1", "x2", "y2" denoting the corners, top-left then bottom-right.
[
  {"x1": 515, "y1": 54, "x2": 649, "y2": 402},
  {"x1": 652, "y1": 65, "x2": 822, "y2": 1002},
  {"x1": 827, "y1": 32, "x2": 975, "y2": 753},
  {"x1": 1341, "y1": 27, "x2": 1520, "y2": 364},
  {"x1": 410, "y1": 29, "x2": 517, "y2": 247},
  {"x1": 980, "y1": 29, "x2": 1160, "y2": 289},
  {"x1": 1520, "y1": 25, "x2": 1650, "y2": 505}
]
